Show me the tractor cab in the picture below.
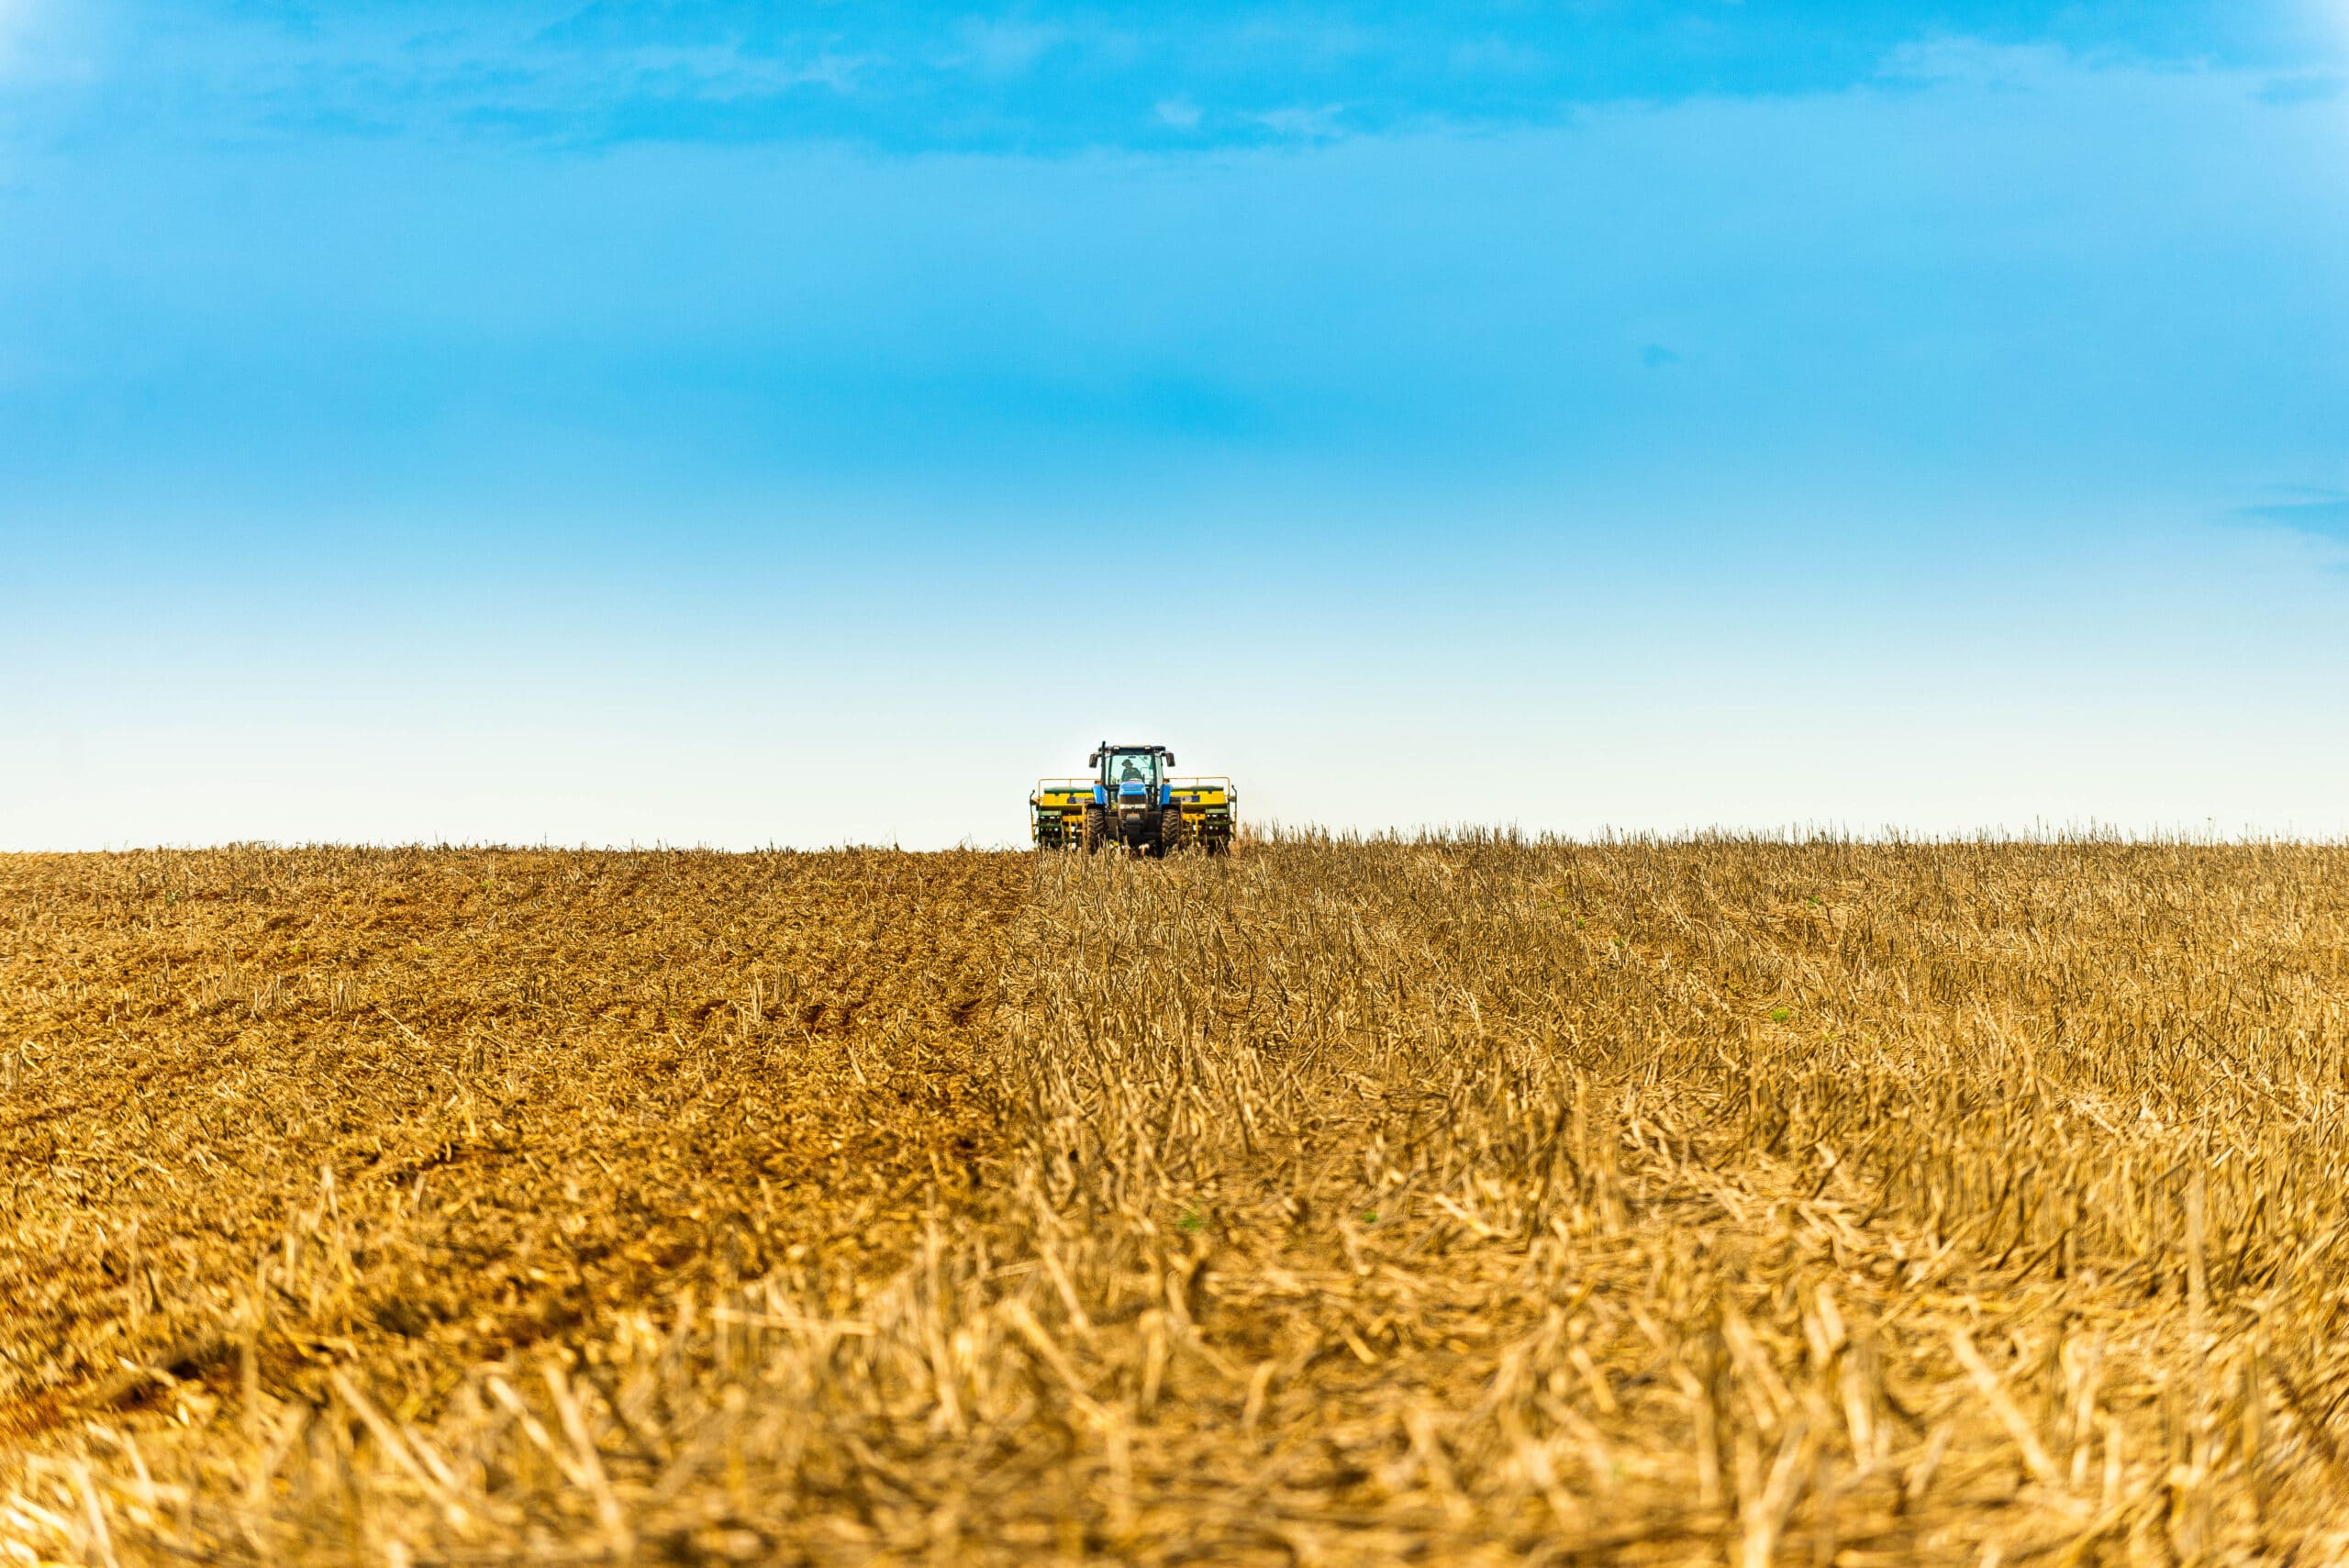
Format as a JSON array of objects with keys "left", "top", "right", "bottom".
[{"left": 1095, "top": 745, "right": 1171, "bottom": 807}]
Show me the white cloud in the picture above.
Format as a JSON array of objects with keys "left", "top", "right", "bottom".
[
  {"left": 1876, "top": 37, "right": 2073, "bottom": 91},
  {"left": 1246, "top": 102, "right": 1347, "bottom": 139},
  {"left": 952, "top": 18, "right": 1065, "bottom": 80},
  {"left": 614, "top": 43, "right": 864, "bottom": 102}
]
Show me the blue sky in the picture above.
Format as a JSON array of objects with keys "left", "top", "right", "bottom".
[{"left": 5, "top": 1, "right": 2348, "bottom": 847}]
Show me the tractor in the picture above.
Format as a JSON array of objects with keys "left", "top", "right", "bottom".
[{"left": 1030, "top": 742, "right": 1236, "bottom": 856}]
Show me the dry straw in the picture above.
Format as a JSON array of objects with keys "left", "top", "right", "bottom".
[{"left": 6, "top": 836, "right": 2349, "bottom": 1562}]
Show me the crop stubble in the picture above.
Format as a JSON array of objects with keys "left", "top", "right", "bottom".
[
  {"left": 8, "top": 838, "right": 2349, "bottom": 1563},
  {"left": 0, "top": 848, "right": 1020, "bottom": 1442}
]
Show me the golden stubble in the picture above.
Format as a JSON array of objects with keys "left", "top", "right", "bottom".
[{"left": 8, "top": 836, "right": 2349, "bottom": 1564}]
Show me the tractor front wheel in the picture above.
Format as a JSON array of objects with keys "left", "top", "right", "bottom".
[
  {"left": 1082, "top": 806, "right": 1111, "bottom": 853},
  {"left": 1158, "top": 804, "right": 1194, "bottom": 858}
]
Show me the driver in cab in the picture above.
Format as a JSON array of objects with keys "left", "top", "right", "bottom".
[{"left": 1117, "top": 756, "right": 1149, "bottom": 784}]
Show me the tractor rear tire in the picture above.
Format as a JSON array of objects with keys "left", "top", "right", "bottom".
[
  {"left": 1158, "top": 803, "right": 1194, "bottom": 858},
  {"left": 1082, "top": 806, "right": 1111, "bottom": 854}
]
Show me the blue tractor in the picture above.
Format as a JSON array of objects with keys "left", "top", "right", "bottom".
[
  {"left": 1030, "top": 744, "right": 1237, "bottom": 854},
  {"left": 1084, "top": 741, "right": 1194, "bottom": 856}
]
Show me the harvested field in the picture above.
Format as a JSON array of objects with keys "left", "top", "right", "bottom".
[
  {"left": 0, "top": 849, "right": 1019, "bottom": 1442},
  {"left": 8, "top": 838, "right": 2349, "bottom": 1563}
]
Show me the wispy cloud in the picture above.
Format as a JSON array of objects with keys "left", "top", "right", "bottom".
[
  {"left": 1245, "top": 102, "right": 1347, "bottom": 139},
  {"left": 2237, "top": 493, "right": 2349, "bottom": 541},
  {"left": 950, "top": 18, "right": 1070, "bottom": 80},
  {"left": 8, "top": 1, "right": 2326, "bottom": 155},
  {"left": 1876, "top": 38, "right": 2073, "bottom": 90}
]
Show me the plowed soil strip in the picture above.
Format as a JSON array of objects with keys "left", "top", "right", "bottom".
[{"left": 0, "top": 846, "right": 1027, "bottom": 1439}]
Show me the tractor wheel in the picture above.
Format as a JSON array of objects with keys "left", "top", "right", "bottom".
[
  {"left": 1082, "top": 806, "right": 1111, "bottom": 854},
  {"left": 1158, "top": 803, "right": 1194, "bottom": 858}
]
